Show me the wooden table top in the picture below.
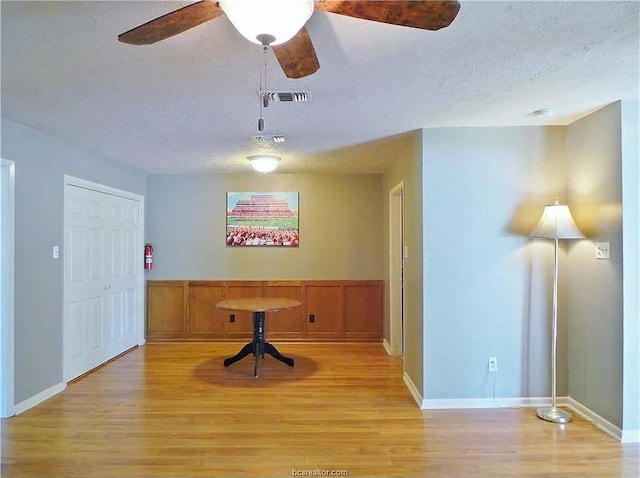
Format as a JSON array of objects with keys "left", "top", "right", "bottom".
[{"left": 215, "top": 297, "right": 302, "bottom": 312}]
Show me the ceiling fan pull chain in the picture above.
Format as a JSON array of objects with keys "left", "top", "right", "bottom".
[
  {"left": 258, "top": 45, "right": 269, "bottom": 132},
  {"left": 258, "top": 48, "right": 263, "bottom": 131},
  {"left": 263, "top": 46, "right": 269, "bottom": 109}
]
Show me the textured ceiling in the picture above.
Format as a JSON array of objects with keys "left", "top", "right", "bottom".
[{"left": 1, "top": 1, "right": 639, "bottom": 174}]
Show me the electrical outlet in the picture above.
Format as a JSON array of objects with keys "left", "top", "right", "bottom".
[
  {"left": 595, "top": 242, "right": 611, "bottom": 260},
  {"left": 488, "top": 357, "right": 498, "bottom": 372}
]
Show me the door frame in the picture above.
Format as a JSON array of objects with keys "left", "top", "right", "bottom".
[
  {"left": 389, "top": 181, "right": 405, "bottom": 356},
  {"left": 63, "top": 175, "right": 145, "bottom": 382},
  {"left": 1, "top": 159, "right": 16, "bottom": 418}
]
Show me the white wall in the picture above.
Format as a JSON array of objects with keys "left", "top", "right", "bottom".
[
  {"left": 421, "top": 126, "right": 567, "bottom": 400},
  {"left": 382, "top": 131, "right": 424, "bottom": 393},
  {"left": 0, "top": 118, "right": 146, "bottom": 404},
  {"left": 564, "top": 99, "right": 640, "bottom": 438},
  {"left": 417, "top": 105, "right": 638, "bottom": 437},
  {"left": 3, "top": 105, "right": 636, "bottom": 431},
  {"left": 0, "top": 159, "right": 15, "bottom": 416},
  {"left": 145, "top": 173, "right": 384, "bottom": 280},
  {"left": 565, "top": 103, "right": 624, "bottom": 428},
  {"left": 620, "top": 98, "right": 640, "bottom": 436}
]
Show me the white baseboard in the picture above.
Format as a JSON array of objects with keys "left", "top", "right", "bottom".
[
  {"left": 565, "top": 397, "right": 634, "bottom": 442},
  {"left": 402, "top": 371, "right": 423, "bottom": 407},
  {"left": 13, "top": 382, "right": 66, "bottom": 415},
  {"left": 382, "top": 339, "right": 392, "bottom": 355},
  {"left": 414, "top": 394, "right": 638, "bottom": 443},
  {"left": 621, "top": 429, "right": 640, "bottom": 443},
  {"left": 420, "top": 396, "right": 559, "bottom": 409}
]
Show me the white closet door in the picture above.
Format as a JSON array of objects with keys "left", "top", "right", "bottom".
[
  {"left": 104, "top": 194, "right": 140, "bottom": 360},
  {"left": 64, "top": 185, "right": 140, "bottom": 381}
]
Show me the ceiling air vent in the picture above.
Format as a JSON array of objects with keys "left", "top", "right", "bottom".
[
  {"left": 250, "top": 134, "right": 286, "bottom": 144},
  {"left": 260, "top": 91, "right": 310, "bottom": 103}
]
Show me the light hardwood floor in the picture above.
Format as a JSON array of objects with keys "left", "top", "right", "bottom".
[{"left": 2, "top": 342, "right": 638, "bottom": 477}]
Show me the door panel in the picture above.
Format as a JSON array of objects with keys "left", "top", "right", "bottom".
[
  {"left": 69, "top": 302, "right": 85, "bottom": 359},
  {"left": 110, "top": 290, "right": 123, "bottom": 340},
  {"left": 124, "top": 288, "right": 136, "bottom": 335},
  {"left": 68, "top": 228, "right": 86, "bottom": 283},
  {"left": 105, "top": 194, "right": 139, "bottom": 357},
  {"left": 88, "top": 228, "right": 103, "bottom": 280},
  {"left": 111, "top": 230, "right": 124, "bottom": 277},
  {"left": 89, "top": 296, "right": 103, "bottom": 351},
  {"left": 64, "top": 184, "right": 141, "bottom": 381}
]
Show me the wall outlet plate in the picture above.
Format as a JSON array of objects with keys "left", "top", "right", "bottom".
[
  {"left": 488, "top": 357, "right": 497, "bottom": 372},
  {"left": 595, "top": 242, "right": 611, "bottom": 260}
]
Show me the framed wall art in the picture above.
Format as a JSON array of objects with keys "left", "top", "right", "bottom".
[{"left": 226, "top": 192, "right": 299, "bottom": 247}]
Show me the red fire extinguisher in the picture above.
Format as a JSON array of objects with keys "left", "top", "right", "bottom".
[{"left": 144, "top": 244, "right": 154, "bottom": 271}]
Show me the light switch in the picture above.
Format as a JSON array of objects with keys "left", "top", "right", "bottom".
[
  {"left": 404, "top": 246, "right": 409, "bottom": 259},
  {"left": 595, "top": 242, "right": 610, "bottom": 260},
  {"left": 52, "top": 246, "right": 60, "bottom": 259}
]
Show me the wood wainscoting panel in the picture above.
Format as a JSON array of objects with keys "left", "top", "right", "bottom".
[
  {"left": 224, "top": 282, "right": 264, "bottom": 337},
  {"left": 265, "top": 281, "right": 304, "bottom": 337},
  {"left": 345, "top": 282, "right": 383, "bottom": 339},
  {"left": 187, "top": 281, "right": 225, "bottom": 336},
  {"left": 304, "top": 282, "right": 345, "bottom": 338},
  {"left": 146, "top": 279, "right": 383, "bottom": 342},
  {"left": 146, "top": 281, "right": 187, "bottom": 339}
]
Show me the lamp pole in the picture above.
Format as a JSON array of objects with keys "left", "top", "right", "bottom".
[
  {"left": 536, "top": 236, "right": 571, "bottom": 423},
  {"left": 530, "top": 199, "right": 583, "bottom": 424}
]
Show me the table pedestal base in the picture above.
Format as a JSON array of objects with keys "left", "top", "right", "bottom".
[{"left": 223, "top": 311, "right": 294, "bottom": 376}]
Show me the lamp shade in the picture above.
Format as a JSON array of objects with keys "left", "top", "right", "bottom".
[
  {"left": 530, "top": 200, "right": 584, "bottom": 239},
  {"left": 248, "top": 154, "right": 280, "bottom": 173},
  {"left": 219, "top": 0, "right": 314, "bottom": 46}
]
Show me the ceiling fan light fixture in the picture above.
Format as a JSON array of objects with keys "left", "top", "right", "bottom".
[
  {"left": 220, "top": 0, "right": 314, "bottom": 46},
  {"left": 248, "top": 154, "right": 281, "bottom": 173}
]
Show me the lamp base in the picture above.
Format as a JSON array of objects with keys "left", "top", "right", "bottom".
[{"left": 536, "top": 406, "right": 572, "bottom": 424}]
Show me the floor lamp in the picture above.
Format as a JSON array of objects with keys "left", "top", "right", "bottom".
[{"left": 530, "top": 199, "right": 584, "bottom": 424}]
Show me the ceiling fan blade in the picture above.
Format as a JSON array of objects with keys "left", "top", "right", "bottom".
[
  {"left": 118, "top": 1, "right": 225, "bottom": 45},
  {"left": 315, "top": 0, "right": 460, "bottom": 31},
  {"left": 272, "top": 27, "right": 320, "bottom": 79}
]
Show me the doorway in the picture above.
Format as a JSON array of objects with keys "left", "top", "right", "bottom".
[
  {"left": 0, "top": 159, "right": 15, "bottom": 418},
  {"left": 63, "top": 176, "right": 145, "bottom": 381},
  {"left": 389, "top": 181, "right": 405, "bottom": 357}
]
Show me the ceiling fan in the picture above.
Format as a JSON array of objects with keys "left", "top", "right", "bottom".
[{"left": 118, "top": 0, "right": 461, "bottom": 79}]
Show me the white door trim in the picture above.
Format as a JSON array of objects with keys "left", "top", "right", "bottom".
[
  {"left": 389, "top": 181, "right": 405, "bottom": 357},
  {"left": 1, "top": 159, "right": 16, "bottom": 418},
  {"left": 63, "top": 175, "right": 145, "bottom": 382}
]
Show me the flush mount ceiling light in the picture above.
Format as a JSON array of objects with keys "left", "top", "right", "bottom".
[
  {"left": 533, "top": 108, "right": 556, "bottom": 117},
  {"left": 248, "top": 154, "right": 280, "bottom": 173},
  {"left": 219, "top": 0, "right": 314, "bottom": 46}
]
